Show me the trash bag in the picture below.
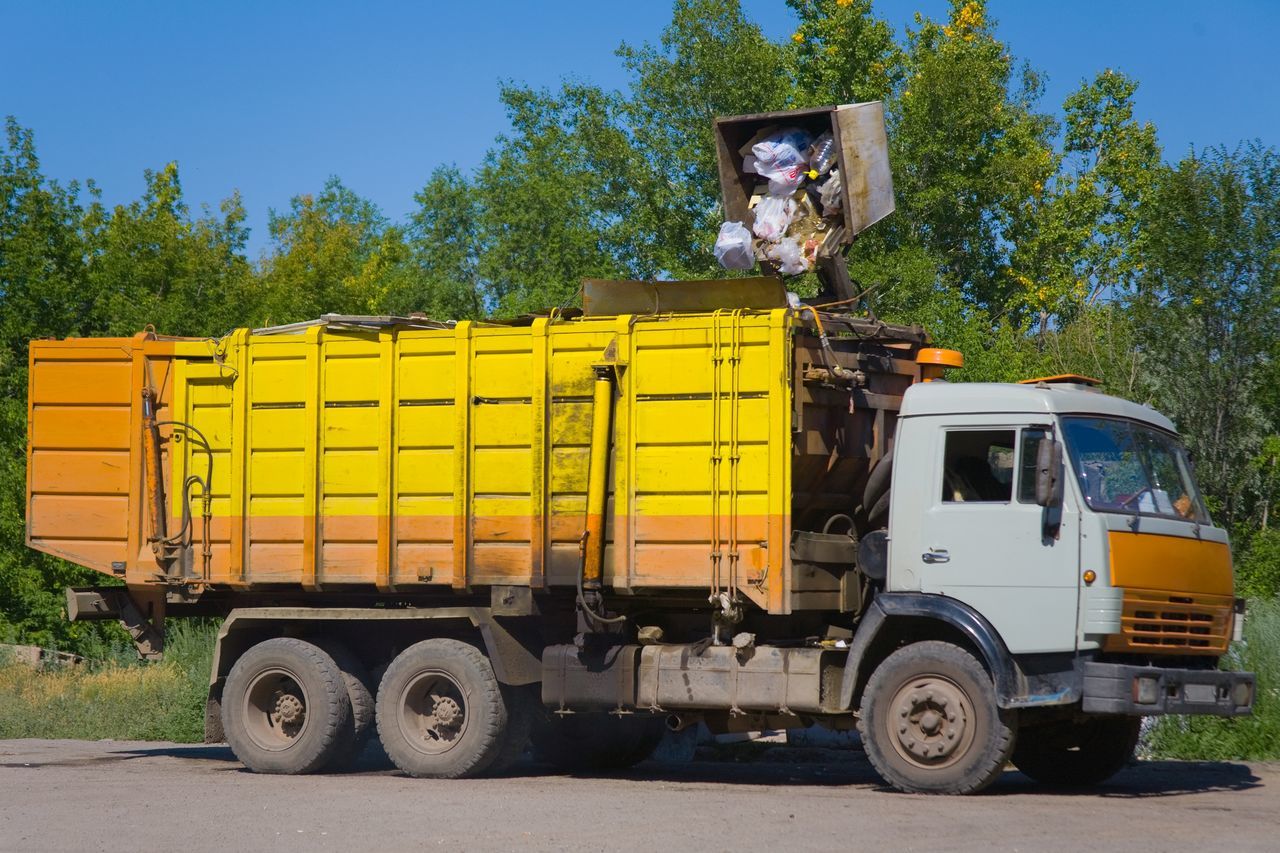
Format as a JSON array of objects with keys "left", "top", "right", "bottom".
[
  {"left": 819, "top": 168, "right": 844, "bottom": 217},
  {"left": 765, "top": 236, "right": 811, "bottom": 275},
  {"left": 751, "top": 127, "right": 812, "bottom": 196},
  {"left": 714, "top": 221, "right": 755, "bottom": 270},
  {"left": 751, "top": 195, "right": 797, "bottom": 242}
]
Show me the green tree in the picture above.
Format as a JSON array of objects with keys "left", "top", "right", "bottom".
[
  {"left": 615, "top": 0, "right": 792, "bottom": 278},
  {"left": 392, "top": 166, "right": 485, "bottom": 320},
  {"left": 86, "top": 162, "right": 253, "bottom": 338},
  {"left": 0, "top": 120, "right": 109, "bottom": 650},
  {"left": 256, "top": 177, "right": 406, "bottom": 325},
  {"left": 787, "top": 0, "right": 902, "bottom": 107},
  {"left": 1009, "top": 71, "right": 1160, "bottom": 339},
  {"left": 473, "top": 84, "right": 634, "bottom": 315},
  {"left": 1133, "top": 144, "right": 1280, "bottom": 527},
  {"left": 0, "top": 120, "right": 259, "bottom": 651},
  {"left": 886, "top": 0, "right": 1055, "bottom": 310}
]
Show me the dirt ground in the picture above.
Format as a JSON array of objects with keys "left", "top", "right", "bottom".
[{"left": 1, "top": 738, "right": 1277, "bottom": 852}]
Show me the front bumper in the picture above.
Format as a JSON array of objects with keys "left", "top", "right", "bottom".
[{"left": 1082, "top": 662, "right": 1254, "bottom": 717}]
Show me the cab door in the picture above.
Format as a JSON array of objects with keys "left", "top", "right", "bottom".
[{"left": 888, "top": 418, "right": 1080, "bottom": 654}]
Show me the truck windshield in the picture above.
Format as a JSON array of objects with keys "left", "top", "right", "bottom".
[{"left": 1061, "top": 417, "right": 1209, "bottom": 523}]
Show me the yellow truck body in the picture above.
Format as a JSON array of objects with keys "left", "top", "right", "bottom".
[{"left": 27, "top": 309, "right": 918, "bottom": 615}]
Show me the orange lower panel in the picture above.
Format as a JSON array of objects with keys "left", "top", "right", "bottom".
[{"left": 66, "top": 513, "right": 788, "bottom": 593}]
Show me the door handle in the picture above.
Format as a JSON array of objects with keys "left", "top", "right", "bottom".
[{"left": 922, "top": 549, "right": 950, "bottom": 564}]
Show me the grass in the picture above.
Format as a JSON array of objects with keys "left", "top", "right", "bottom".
[
  {"left": 1145, "top": 597, "right": 1280, "bottom": 761},
  {"left": 0, "top": 619, "right": 215, "bottom": 743}
]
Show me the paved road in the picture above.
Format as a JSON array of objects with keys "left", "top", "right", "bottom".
[{"left": 1, "top": 738, "right": 1276, "bottom": 852}]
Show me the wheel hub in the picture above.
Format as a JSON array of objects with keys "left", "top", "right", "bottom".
[
  {"left": 400, "top": 671, "right": 471, "bottom": 756},
  {"left": 273, "top": 690, "right": 305, "bottom": 726},
  {"left": 891, "top": 680, "right": 970, "bottom": 765},
  {"left": 242, "top": 667, "right": 310, "bottom": 753},
  {"left": 432, "top": 696, "right": 463, "bottom": 730}
]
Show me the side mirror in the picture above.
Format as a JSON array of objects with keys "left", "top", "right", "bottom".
[{"left": 1035, "top": 437, "right": 1063, "bottom": 508}]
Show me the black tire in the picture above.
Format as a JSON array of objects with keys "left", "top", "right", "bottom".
[
  {"left": 858, "top": 641, "right": 1015, "bottom": 794},
  {"left": 221, "top": 637, "right": 353, "bottom": 775},
  {"left": 1013, "top": 716, "right": 1141, "bottom": 787},
  {"left": 863, "top": 447, "right": 894, "bottom": 510},
  {"left": 865, "top": 488, "right": 891, "bottom": 529},
  {"left": 312, "top": 639, "right": 376, "bottom": 772},
  {"left": 375, "top": 638, "right": 510, "bottom": 779},
  {"left": 531, "top": 713, "right": 666, "bottom": 773}
]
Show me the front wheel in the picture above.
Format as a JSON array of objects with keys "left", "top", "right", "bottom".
[
  {"left": 858, "top": 641, "right": 1015, "bottom": 794},
  {"left": 1013, "top": 716, "right": 1141, "bottom": 787}
]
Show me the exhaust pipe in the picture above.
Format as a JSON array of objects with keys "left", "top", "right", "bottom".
[{"left": 667, "top": 713, "right": 701, "bottom": 732}]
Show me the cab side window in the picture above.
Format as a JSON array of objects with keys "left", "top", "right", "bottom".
[
  {"left": 1017, "top": 428, "right": 1049, "bottom": 503},
  {"left": 941, "top": 430, "right": 1015, "bottom": 502}
]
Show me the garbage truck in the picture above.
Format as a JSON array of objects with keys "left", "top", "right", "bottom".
[{"left": 24, "top": 104, "right": 1254, "bottom": 794}]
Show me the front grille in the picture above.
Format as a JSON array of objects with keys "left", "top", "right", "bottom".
[{"left": 1104, "top": 589, "right": 1233, "bottom": 655}]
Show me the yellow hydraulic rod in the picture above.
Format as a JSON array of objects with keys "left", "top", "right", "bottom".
[
  {"left": 141, "top": 385, "right": 167, "bottom": 557},
  {"left": 581, "top": 364, "right": 615, "bottom": 592}
]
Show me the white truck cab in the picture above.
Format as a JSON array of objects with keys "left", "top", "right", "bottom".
[{"left": 886, "top": 378, "right": 1249, "bottom": 715}]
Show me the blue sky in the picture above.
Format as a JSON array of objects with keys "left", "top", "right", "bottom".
[{"left": 4, "top": 1, "right": 1277, "bottom": 256}]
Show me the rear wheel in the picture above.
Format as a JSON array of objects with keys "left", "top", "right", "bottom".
[
  {"left": 375, "top": 639, "right": 510, "bottom": 778},
  {"left": 312, "top": 639, "right": 376, "bottom": 771},
  {"left": 1013, "top": 716, "right": 1141, "bottom": 787},
  {"left": 531, "top": 713, "right": 666, "bottom": 773},
  {"left": 858, "top": 641, "right": 1015, "bottom": 794},
  {"left": 222, "top": 638, "right": 352, "bottom": 775}
]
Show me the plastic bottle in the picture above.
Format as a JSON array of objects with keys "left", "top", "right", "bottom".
[{"left": 806, "top": 132, "right": 836, "bottom": 179}]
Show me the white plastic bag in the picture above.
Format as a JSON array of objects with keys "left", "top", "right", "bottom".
[
  {"left": 765, "top": 236, "right": 811, "bottom": 275},
  {"left": 751, "top": 127, "right": 812, "bottom": 196},
  {"left": 751, "top": 195, "right": 797, "bottom": 242},
  {"left": 714, "top": 221, "right": 755, "bottom": 270},
  {"left": 818, "top": 168, "right": 844, "bottom": 217}
]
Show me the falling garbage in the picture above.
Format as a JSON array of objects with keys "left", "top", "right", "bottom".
[
  {"left": 750, "top": 195, "right": 798, "bottom": 243},
  {"left": 713, "top": 221, "right": 755, "bottom": 270},
  {"left": 712, "top": 103, "right": 896, "bottom": 298},
  {"left": 713, "top": 123, "right": 845, "bottom": 277}
]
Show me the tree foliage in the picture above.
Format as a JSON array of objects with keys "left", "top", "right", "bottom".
[
  {"left": 1132, "top": 145, "right": 1280, "bottom": 527},
  {"left": 3, "top": 0, "right": 1280, "bottom": 650}
]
